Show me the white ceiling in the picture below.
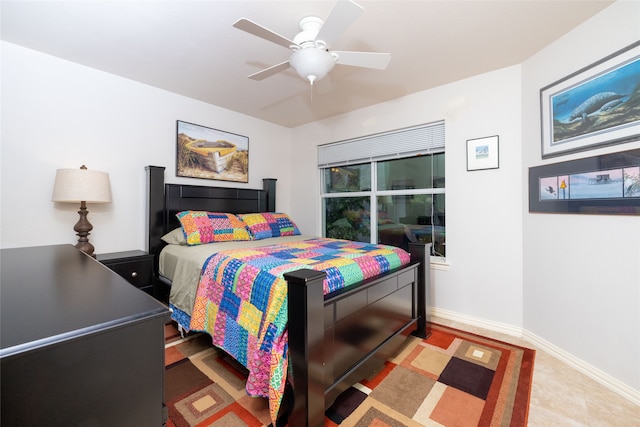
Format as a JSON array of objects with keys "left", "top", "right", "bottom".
[{"left": 1, "top": 0, "right": 613, "bottom": 128}]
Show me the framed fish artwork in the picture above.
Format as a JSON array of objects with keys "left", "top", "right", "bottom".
[{"left": 540, "top": 41, "right": 640, "bottom": 158}]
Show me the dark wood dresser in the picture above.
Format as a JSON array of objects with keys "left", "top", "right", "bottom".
[{"left": 0, "top": 244, "right": 171, "bottom": 427}]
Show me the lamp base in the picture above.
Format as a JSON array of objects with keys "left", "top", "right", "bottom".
[{"left": 74, "top": 202, "right": 96, "bottom": 257}]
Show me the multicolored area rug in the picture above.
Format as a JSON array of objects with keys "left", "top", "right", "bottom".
[{"left": 164, "top": 322, "right": 535, "bottom": 427}]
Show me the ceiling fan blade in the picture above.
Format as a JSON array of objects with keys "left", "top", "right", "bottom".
[
  {"left": 332, "top": 51, "right": 391, "bottom": 70},
  {"left": 233, "top": 18, "right": 298, "bottom": 49},
  {"left": 315, "top": 0, "right": 364, "bottom": 46},
  {"left": 248, "top": 60, "right": 291, "bottom": 81}
]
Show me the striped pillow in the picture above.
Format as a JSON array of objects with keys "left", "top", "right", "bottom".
[
  {"left": 238, "top": 212, "right": 301, "bottom": 240},
  {"left": 176, "top": 211, "right": 251, "bottom": 245}
]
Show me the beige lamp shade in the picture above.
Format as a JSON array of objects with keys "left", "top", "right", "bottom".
[{"left": 52, "top": 167, "right": 112, "bottom": 203}]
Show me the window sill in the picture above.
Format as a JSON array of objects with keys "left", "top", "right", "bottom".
[{"left": 430, "top": 257, "right": 450, "bottom": 271}]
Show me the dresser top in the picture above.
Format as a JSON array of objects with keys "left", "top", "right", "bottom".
[{"left": 0, "top": 245, "right": 169, "bottom": 358}]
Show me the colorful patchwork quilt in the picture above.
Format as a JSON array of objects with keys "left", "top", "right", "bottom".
[{"left": 186, "top": 238, "right": 411, "bottom": 422}]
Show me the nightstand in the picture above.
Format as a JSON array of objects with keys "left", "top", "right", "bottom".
[{"left": 97, "top": 250, "right": 154, "bottom": 295}]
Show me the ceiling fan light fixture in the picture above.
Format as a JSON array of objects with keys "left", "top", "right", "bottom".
[
  {"left": 290, "top": 47, "right": 336, "bottom": 85},
  {"left": 234, "top": 1, "right": 388, "bottom": 84}
]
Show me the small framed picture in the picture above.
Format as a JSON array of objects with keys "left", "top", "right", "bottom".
[{"left": 467, "top": 135, "right": 499, "bottom": 171}]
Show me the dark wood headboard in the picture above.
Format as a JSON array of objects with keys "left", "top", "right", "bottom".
[{"left": 145, "top": 166, "right": 276, "bottom": 267}]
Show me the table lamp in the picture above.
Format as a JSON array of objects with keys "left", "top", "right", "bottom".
[{"left": 52, "top": 165, "right": 112, "bottom": 257}]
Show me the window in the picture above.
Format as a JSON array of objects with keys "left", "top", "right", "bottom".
[{"left": 319, "top": 122, "right": 445, "bottom": 258}]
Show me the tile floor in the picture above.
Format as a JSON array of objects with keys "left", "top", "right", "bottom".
[{"left": 431, "top": 316, "right": 640, "bottom": 427}]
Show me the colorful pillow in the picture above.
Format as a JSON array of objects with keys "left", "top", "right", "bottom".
[
  {"left": 176, "top": 211, "right": 251, "bottom": 245},
  {"left": 161, "top": 227, "right": 187, "bottom": 245},
  {"left": 238, "top": 212, "right": 301, "bottom": 240}
]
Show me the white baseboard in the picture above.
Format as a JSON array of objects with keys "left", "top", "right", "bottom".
[
  {"left": 430, "top": 307, "right": 524, "bottom": 337},
  {"left": 522, "top": 329, "right": 640, "bottom": 406},
  {"left": 429, "top": 307, "right": 640, "bottom": 406}
]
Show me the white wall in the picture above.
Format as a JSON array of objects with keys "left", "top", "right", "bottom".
[
  {"left": 291, "top": 65, "right": 525, "bottom": 328},
  {"left": 291, "top": 0, "right": 640, "bottom": 397},
  {"left": 1, "top": 42, "right": 292, "bottom": 253},
  {"left": 521, "top": 0, "right": 640, "bottom": 393}
]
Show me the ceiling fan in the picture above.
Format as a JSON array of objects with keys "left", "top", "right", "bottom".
[{"left": 233, "top": 0, "right": 391, "bottom": 86}]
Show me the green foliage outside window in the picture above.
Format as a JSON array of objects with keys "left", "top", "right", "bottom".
[{"left": 325, "top": 197, "right": 370, "bottom": 242}]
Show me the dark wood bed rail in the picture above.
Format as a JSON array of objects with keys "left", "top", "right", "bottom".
[{"left": 145, "top": 165, "right": 430, "bottom": 427}]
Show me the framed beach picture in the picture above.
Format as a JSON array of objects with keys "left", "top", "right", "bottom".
[
  {"left": 466, "top": 135, "right": 499, "bottom": 171},
  {"left": 529, "top": 148, "right": 640, "bottom": 215},
  {"left": 176, "top": 120, "right": 249, "bottom": 183},
  {"left": 540, "top": 41, "right": 640, "bottom": 158}
]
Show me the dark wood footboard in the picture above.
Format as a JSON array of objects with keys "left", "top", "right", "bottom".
[{"left": 285, "top": 243, "right": 430, "bottom": 426}]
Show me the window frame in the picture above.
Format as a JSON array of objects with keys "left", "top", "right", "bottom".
[{"left": 320, "top": 153, "right": 445, "bottom": 260}]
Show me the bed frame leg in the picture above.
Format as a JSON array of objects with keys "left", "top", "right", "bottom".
[
  {"left": 284, "top": 269, "right": 327, "bottom": 427},
  {"left": 409, "top": 242, "right": 431, "bottom": 339}
]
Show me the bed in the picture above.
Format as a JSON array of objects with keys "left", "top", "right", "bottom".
[{"left": 145, "top": 166, "right": 431, "bottom": 426}]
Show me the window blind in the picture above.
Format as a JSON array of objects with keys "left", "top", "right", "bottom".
[{"left": 317, "top": 121, "right": 445, "bottom": 167}]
